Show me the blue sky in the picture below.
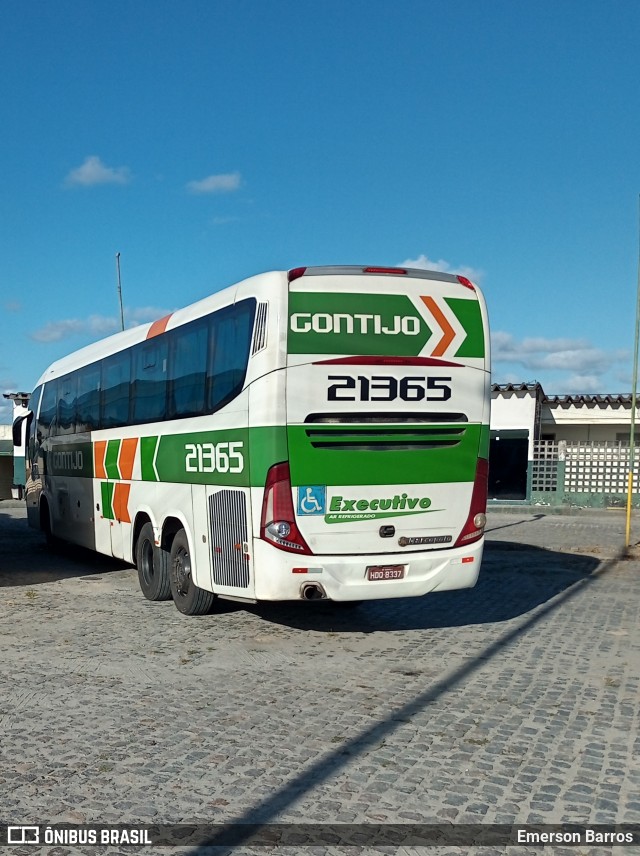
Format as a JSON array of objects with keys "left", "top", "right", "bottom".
[{"left": 2, "top": 0, "right": 640, "bottom": 422}]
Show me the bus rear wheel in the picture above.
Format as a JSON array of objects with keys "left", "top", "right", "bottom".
[
  {"left": 135, "top": 522, "right": 171, "bottom": 601},
  {"left": 169, "top": 528, "right": 215, "bottom": 616}
]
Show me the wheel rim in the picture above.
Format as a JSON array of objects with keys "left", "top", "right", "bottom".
[{"left": 173, "top": 546, "right": 191, "bottom": 598}]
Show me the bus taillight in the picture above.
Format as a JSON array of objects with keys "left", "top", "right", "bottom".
[
  {"left": 363, "top": 267, "right": 407, "bottom": 275},
  {"left": 287, "top": 267, "right": 307, "bottom": 282},
  {"left": 454, "top": 458, "right": 488, "bottom": 547},
  {"left": 261, "top": 462, "right": 312, "bottom": 554}
]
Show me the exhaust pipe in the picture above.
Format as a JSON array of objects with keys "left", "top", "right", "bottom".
[{"left": 300, "top": 582, "right": 326, "bottom": 601}]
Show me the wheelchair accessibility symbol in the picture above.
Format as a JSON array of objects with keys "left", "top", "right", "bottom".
[{"left": 297, "top": 485, "right": 326, "bottom": 516}]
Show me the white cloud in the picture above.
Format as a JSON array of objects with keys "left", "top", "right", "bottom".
[
  {"left": 4, "top": 300, "right": 22, "bottom": 312},
  {"left": 534, "top": 350, "right": 608, "bottom": 372},
  {"left": 491, "top": 331, "right": 632, "bottom": 393},
  {"left": 492, "top": 331, "right": 628, "bottom": 374},
  {"left": 1, "top": 376, "right": 23, "bottom": 422},
  {"left": 399, "top": 253, "right": 483, "bottom": 283},
  {"left": 560, "top": 375, "right": 602, "bottom": 394},
  {"left": 30, "top": 306, "right": 171, "bottom": 343},
  {"left": 65, "top": 156, "right": 131, "bottom": 187},
  {"left": 491, "top": 332, "right": 591, "bottom": 356},
  {"left": 186, "top": 172, "right": 242, "bottom": 194}
]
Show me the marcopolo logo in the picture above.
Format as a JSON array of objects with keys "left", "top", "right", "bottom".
[{"left": 325, "top": 492, "right": 434, "bottom": 524}]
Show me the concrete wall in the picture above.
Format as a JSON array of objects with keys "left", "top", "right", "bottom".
[
  {"left": 541, "top": 400, "right": 632, "bottom": 442},
  {"left": 490, "top": 389, "right": 538, "bottom": 458},
  {"left": 541, "top": 423, "right": 631, "bottom": 443}
]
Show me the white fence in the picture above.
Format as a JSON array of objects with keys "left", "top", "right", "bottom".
[{"left": 531, "top": 440, "right": 640, "bottom": 497}]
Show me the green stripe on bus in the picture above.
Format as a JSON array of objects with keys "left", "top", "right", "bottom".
[
  {"left": 101, "top": 482, "right": 115, "bottom": 520},
  {"left": 288, "top": 292, "right": 432, "bottom": 356},
  {"left": 140, "top": 436, "right": 159, "bottom": 481},
  {"left": 105, "top": 440, "right": 121, "bottom": 480},
  {"left": 250, "top": 426, "right": 288, "bottom": 486},
  {"left": 46, "top": 441, "right": 93, "bottom": 477},
  {"left": 153, "top": 429, "right": 250, "bottom": 486},
  {"left": 138, "top": 426, "right": 288, "bottom": 487},
  {"left": 479, "top": 424, "right": 490, "bottom": 459},
  {"left": 287, "top": 423, "right": 486, "bottom": 487},
  {"left": 446, "top": 298, "right": 485, "bottom": 358},
  {"left": 110, "top": 424, "right": 490, "bottom": 488}
]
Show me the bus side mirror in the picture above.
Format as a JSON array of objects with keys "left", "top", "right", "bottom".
[
  {"left": 12, "top": 415, "right": 26, "bottom": 446},
  {"left": 12, "top": 412, "right": 33, "bottom": 447}
]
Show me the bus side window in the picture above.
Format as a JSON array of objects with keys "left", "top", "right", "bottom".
[
  {"left": 101, "top": 351, "right": 131, "bottom": 429},
  {"left": 208, "top": 299, "right": 255, "bottom": 412},
  {"left": 132, "top": 339, "right": 168, "bottom": 423},
  {"left": 76, "top": 364, "right": 101, "bottom": 432},
  {"left": 169, "top": 320, "right": 207, "bottom": 418},
  {"left": 38, "top": 381, "right": 58, "bottom": 440},
  {"left": 57, "top": 373, "right": 78, "bottom": 435}
]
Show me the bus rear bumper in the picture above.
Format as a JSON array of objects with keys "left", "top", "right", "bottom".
[{"left": 252, "top": 539, "right": 484, "bottom": 601}]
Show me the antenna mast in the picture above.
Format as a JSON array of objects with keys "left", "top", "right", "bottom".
[{"left": 115, "top": 252, "right": 125, "bottom": 332}]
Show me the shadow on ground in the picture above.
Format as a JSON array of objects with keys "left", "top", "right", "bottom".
[
  {"left": 0, "top": 510, "right": 601, "bottom": 632},
  {"left": 0, "top": 509, "right": 130, "bottom": 587},
  {"left": 184, "top": 549, "right": 623, "bottom": 855},
  {"left": 233, "top": 540, "right": 601, "bottom": 632}
]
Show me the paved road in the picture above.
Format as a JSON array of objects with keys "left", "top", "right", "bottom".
[{"left": 0, "top": 504, "right": 638, "bottom": 854}]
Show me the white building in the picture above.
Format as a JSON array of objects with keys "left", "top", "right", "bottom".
[
  {"left": 2, "top": 392, "right": 30, "bottom": 499},
  {"left": 490, "top": 384, "right": 636, "bottom": 505}
]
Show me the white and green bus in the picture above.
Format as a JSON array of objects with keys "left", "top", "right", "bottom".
[{"left": 19, "top": 265, "right": 490, "bottom": 614}]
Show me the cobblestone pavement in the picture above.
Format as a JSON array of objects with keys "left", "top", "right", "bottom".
[{"left": 0, "top": 504, "right": 639, "bottom": 855}]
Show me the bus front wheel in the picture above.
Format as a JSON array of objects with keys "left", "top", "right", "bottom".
[
  {"left": 135, "top": 522, "right": 171, "bottom": 601},
  {"left": 169, "top": 528, "right": 215, "bottom": 616},
  {"left": 40, "top": 499, "right": 60, "bottom": 549}
]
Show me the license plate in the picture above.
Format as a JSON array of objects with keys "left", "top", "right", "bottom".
[{"left": 366, "top": 565, "right": 405, "bottom": 581}]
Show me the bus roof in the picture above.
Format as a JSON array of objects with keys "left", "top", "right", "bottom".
[
  {"left": 287, "top": 265, "right": 471, "bottom": 287},
  {"left": 33, "top": 266, "right": 482, "bottom": 387}
]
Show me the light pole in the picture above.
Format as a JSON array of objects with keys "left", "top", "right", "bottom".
[{"left": 625, "top": 196, "right": 640, "bottom": 548}]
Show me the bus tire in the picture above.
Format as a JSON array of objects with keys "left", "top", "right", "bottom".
[
  {"left": 40, "top": 499, "right": 60, "bottom": 549},
  {"left": 169, "top": 528, "right": 215, "bottom": 616},
  {"left": 135, "top": 522, "right": 171, "bottom": 601}
]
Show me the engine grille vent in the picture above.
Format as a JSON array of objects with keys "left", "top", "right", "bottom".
[
  {"left": 251, "top": 302, "right": 268, "bottom": 354},
  {"left": 209, "top": 490, "right": 250, "bottom": 588},
  {"left": 303, "top": 413, "right": 468, "bottom": 451}
]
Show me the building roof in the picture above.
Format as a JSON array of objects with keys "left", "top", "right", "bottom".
[
  {"left": 545, "top": 394, "right": 632, "bottom": 406},
  {"left": 491, "top": 383, "right": 544, "bottom": 394},
  {"left": 492, "top": 384, "right": 632, "bottom": 407}
]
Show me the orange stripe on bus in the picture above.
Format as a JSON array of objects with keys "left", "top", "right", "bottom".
[
  {"left": 113, "top": 483, "right": 131, "bottom": 524},
  {"left": 94, "top": 440, "right": 107, "bottom": 480},
  {"left": 146, "top": 313, "right": 173, "bottom": 339},
  {"left": 421, "top": 296, "right": 455, "bottom": 357},
  {"left": 118, "top": 437, "right": 138, "bottom": 480}
]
